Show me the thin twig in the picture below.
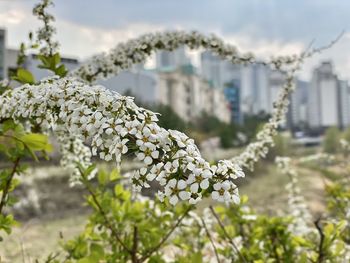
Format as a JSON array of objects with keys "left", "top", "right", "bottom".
[
  {"left": 314, "top": 217, "right": 325, "bottom": 263},
  {"left": 140, "top": 205, "right": 192, "bottom": 262},
  {"left": 209, "top": 206, "right": 247, "bottom": 263},
  {"left": 0, "top": 157, "right": 20, "bottom": 214},
  {"left": 201, "top": 218, "right": 221, "bottom": 263},
  {"left": 131, "top": 226, "right": 139, "bottom": 263}
]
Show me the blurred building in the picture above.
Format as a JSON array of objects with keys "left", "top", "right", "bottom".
[
  {"left": 156, "top": 46, "right": 190, "bottom": 69},
  {"left": 289, "top": 80, "right": 309, "bottom": 131},
  {"left": 307, "top": 61, "right": 350, "bottom": 131},
  {"left": 98, "top": 68, "right": 159, "bottom": 105},
  {"left": 200, "top": 50, "right": 241, "bottom": 90},
  {"left": 241, "top": 64, "right": 270, "bottom": 115},
  {"left": 339, "top": 80, "right": 350, "bottom": 129},
  {"left": 158, "top": 65, "right": 230, "bottom": 123},
  {"left": 0, "top": 29, "right": 6, "bottom": 79},
  {"left": 224, "top": 79, "right": 242, "bottom": 124}
]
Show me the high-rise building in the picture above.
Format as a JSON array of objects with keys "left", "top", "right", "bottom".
[
  {"left": 289, "top": 80, "right": 309, "bottom": 130},
  {"left": 158, "top": 65, "right": 230, "bottom": 123},
  {"left": 200, "top": 50, "right": 240, "bottom": 90},
  {"left": 241, "top": 64, "right": 270, "bottom": 115},
  {"left": 224, "top": 79, "right": 242, "bottom": 124},
  {"left": 339, "top": 80, "right": 350, "bottom": 129},
  {"left": 156, "top": 46, "right": 190, "bottom": 69},
  {"left": 98, "top": 69, "right": 159, "bottom": 105},
  {"left": 307, "top": 61, "right": 343, "bottom": 130},
  {"left": 0, "top": 29, "right": 6, "bottom": 79}
]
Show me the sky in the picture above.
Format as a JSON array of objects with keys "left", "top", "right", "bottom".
[{"left": 1, "top": 0, "right": 350, "bottom": 80}]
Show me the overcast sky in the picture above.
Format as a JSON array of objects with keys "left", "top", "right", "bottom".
[{"left": 1, "top": 0, "right": 350, "bottom": 80}]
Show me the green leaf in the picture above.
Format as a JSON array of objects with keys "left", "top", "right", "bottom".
[
  {"left": 15, "top": 68, "right": 35, "bottom": 84},
  {"left": 19, "top": 133, "right": 52, "bottom": 152},
  {"left": 55, "top": 64, "right": 68, "bottom": 77},
  {"left": 97, "top": 170, "right": 108, "bottom": 186},
  {"left": 0, "top": 214, "right": 16, "bottom": 235},
  {"left": 191, "top": 252, "right": 203, "bottom": 263},
  {"left": 53, "top": 53, "right": 61, "bottom": 66},
  {"left": 109, "top": 169, "right": 120, "bottom": 181}
]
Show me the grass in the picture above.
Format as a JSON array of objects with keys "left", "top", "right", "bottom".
[{"left": 240, "top": 162, "right": 329, "bottom": 215}]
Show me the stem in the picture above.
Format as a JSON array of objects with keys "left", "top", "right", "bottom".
[
  {"left": 80, "top": 175, "right": 132, "bottom": 254},
  {"left": 140, "top": 205, "right": 192, "bottom": 262},
  {"left": 271, "top": 234, "right": 281, "bottom": 263},
  {"left": 201, "top": 218, "right": 221, "bottom": 263},
  {"left": 209, "top": 206, "right": 247, "bottom": 263},
  {"left": 131, "top": 226, "right": 139, "bottom": 263},
  {"left": 0, "top": 157, "right": 20, "bottom": 214},
  {"left": 314, "top": 218, "right": 325, "bottom": 263}
]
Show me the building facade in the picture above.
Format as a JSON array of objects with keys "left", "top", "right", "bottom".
[
  {"left": 224, "top": 79, "right": 242, "bottom": 124},
  {"left": 156, "top": 46, "right": 190, "bottom": 69},
  {"left": 158, "top": 66, "right": 230, "bottom": 123},
  {"left": 0, "top": 29, "right": 6, "bottom": 80},
  {"left": 308, "top": 62, "right": 340, "bottom": 130}
]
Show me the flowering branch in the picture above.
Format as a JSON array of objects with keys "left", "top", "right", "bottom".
[
  {"left": 71, "top": 31, "right": 299, "bottom": 83},
  {"left": 32, "top": 0, "right": 58, "bottom": 56},
  {"left": 275, "top": 156, "right": 313, "bottom": 235},
  {"left": 0, "top": 77, "right": 244, "bottom": 206}
]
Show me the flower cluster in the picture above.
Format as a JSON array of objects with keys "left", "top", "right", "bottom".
[
  {"left": 0, "top": 77, "right": 243, "bottom": 205},
  {"left": 298, "top": 152, "right": 335, "bottom": 164},
  {"left": 32, "top": 0, "right": 59, "bottom": 56},
  {"left": 59, "top": 135, "right": 97, "bottom": 186},
  {"left": 275, "top": 156, "right": 313, "bottom": 235},
  {"left": 71, "top": 31, "right": 298, "bottom": 83}
]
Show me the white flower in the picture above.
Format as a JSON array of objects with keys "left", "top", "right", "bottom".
[
  {"left": 211, "top": 181, "right": 231, "bottom": 203},
  {"left": 165, "top": 179, "right": 190, "bottom": 205}
]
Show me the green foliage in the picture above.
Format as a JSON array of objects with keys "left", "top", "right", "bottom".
[
  {"left": 242, "top": 112, "right": 270, "bottom": 140},
  {"left": 323, "top": 126, "right": 341, "bottom": 153},
  {"left": 37, "top": 53, "right": 68, "bottom": 77},
  {"left": 12, "top": 68, "right": 36, "bottom": 84},
  {"left": 61, "top": 167, "right": 194, "bottom": 262},
  {"left": 153, "top": 104, "right": 187, "bottom": 131},
  {"left": 0, "top": 119, "right": 52, "bottom": 237}
]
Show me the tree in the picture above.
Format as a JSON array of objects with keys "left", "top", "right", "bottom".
[{"left": 323, "top": 127, "right": 341, "bottom": 154}]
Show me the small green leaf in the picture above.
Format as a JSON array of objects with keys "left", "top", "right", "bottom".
[
  {"left": 14, "top": 68, "right": 35, "bottom": 84},
  {"left": 20, "top": 133, "right": 50, "bottom": 151}
]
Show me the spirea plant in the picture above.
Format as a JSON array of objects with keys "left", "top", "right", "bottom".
[{"left": 0, "top": 0, "right": 349, "bottom": 262}]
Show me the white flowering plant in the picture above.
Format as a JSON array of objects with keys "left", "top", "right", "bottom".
[{"left": 0, "top": 0, "right": 349, "bottom": 262}]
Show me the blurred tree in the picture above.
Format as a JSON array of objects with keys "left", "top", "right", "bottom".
[{"left": 323, "top": 126, "right": 341, "bottom": 154}]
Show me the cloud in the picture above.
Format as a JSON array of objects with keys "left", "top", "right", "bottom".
[{"left": 0, "top": 0, "right": 349, "bottom": 81}]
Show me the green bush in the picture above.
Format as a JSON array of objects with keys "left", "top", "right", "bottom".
[{"left": 323, "top": 127, "right": 341, "bottom": 154}]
